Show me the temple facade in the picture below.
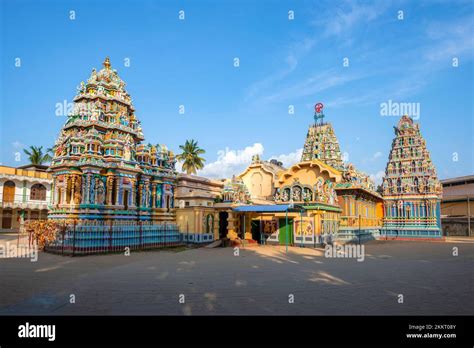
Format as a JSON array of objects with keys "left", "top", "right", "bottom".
[
  {"left": 222, "top": 104, "right": 384, "bottom": 246},
  {"left": 49, "top": 58, "right": 177, "bottom": 223},
  {"left": 175, "top": 173, "right": 223, "bottom": 243},
  {"left": 381, "top": 115, "right": 443, "bottom": 238}
]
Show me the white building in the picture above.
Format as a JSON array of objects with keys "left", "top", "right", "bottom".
[{"left": 0, "top": 165, "right": 53, "bottom": 232}]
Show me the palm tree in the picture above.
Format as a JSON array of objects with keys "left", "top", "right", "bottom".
[
  {"left": 23, "top": 146, "right": 52, "bottom": 165},
  {"left": 176, "top": 139, "right": 206, "bottom": 175}
]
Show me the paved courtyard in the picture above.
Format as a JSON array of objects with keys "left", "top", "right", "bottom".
[{"left": 0, "top": 234, "right": 473, "bottom": 315}]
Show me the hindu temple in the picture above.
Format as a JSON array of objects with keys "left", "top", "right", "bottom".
[
  {"left": 32, "top": 57, "right": 444, "bottom": 254},
  {"left": 381, "top": 115, "right": 443, "bottom": 238},
  {"left": 49, "top": 57, "right": 177, "bottom": 223},
  {"left": 219, "top": 104, "right": 384, "bottom": 246}
]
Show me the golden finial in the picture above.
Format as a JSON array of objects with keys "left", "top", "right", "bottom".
[{"left": 103, "top": 57, "right": 111, "bottom": 69}]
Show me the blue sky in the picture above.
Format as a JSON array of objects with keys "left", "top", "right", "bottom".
[{"left": 1, "top": 0, "right": 473, "bottom": 183}]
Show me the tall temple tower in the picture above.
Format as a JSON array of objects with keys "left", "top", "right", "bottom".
[
  {"left": 381, "top": 115, "right": 443, "bottom": 238},
  {"left": 49, "top": 57, "right": 177, "bottom": 222},
  {"left": 301, "top": 103, "right": 345, "bottom": 170}
]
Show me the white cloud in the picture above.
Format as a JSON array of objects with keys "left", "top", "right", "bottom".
[
  {"left": 369, "top": 170, "right": 385, "bottom": 186},
  {"left": 197, "top": 144, "right": 304, "bottom": 179},
  {"left": 424, "top": 14, "right": 474, "bottom": 63},
  {"left": 12, "top": 141, "right": 25, "bottom": 149},
  {"left": 198, "top": 143, "right": 264, "bottom": 179},
  {"left": 260, "top": 69, "right": 366, "bottom": 104},
  {"left": 312, "top": 2, "right": 381, "bottom": 38},
  {"left": 372, "top": 151, "right": 382, "bottom": 160},
  {"left": 270, "top": 148, "right": 303, "bottom": 168}
]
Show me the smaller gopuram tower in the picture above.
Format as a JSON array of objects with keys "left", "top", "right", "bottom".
[
  {"left": 301, "top": 103, "right": 344, "bottom": 170},
  {"left": 381, "top": 115, "right": 443, "bottom": 238}
]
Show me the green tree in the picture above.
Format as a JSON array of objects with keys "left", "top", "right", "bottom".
[
  {"left": 23, "top": 146, "right": 52, "bottom": 165},
  {"left": 176, "top": 139, "right": 206, "bottom": 175}
]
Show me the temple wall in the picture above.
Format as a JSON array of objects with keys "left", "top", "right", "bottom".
[
  {"left": 240, "top": 166, "right": 275, "bottom": 200},
  {"left": 176, "top": 207, "right": 218, "bottom": 243}
]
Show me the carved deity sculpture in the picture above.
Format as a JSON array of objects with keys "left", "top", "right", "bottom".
[
  {"left": 274, "top": 188, "right": 281, "bottom": 202},
  {"left": 96, "top": 180, "right": 105, "bottom": 205},
  {"left": 292, "top": 186, "right": 302, "bottom": 201}
]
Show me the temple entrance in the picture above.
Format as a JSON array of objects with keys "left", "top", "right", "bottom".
[
  {"left": 218, "top": 211, "right": 228, "bottom": 239},
  {"left": 251, "top": 220, "right": 262, "bottom": 244},
  {"left": 278, "top": 218, "right": 293, "bottom": 246}
]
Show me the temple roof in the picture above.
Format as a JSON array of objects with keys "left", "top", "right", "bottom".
[{"left": 74, "top": 57, "right": 133, "bottom": 107}]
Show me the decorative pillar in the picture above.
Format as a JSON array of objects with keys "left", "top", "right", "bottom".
[
  {"left": 244, "top": 214, "right": 252, "bottom": 240},
  {"left": 54, "top": 180, "right": 59, "bottom": 205},
  {"left": 151, "top": 183, "right": 156, "bottom": 208},
  {"left": 130, "top": 179, "right": 136, "bottom": 207},
  {"left": 62, "top": 176, "right": 68, "bottom": 206},
  {"left": 115, "top": 176, "right": 120, "bottom": 206},
  {"left": 81, "top": 174, "right": 86, "bottom": 204},
  {"left": 226, "top": 211, "right": 238, "bottom": 240},
  {"left": 22, "top": 180, "right": 27, "bottom": 203},
  {"left": 106, "top": 175, "right": 113, "bottom": 205},
  {"left": 70, "top": 175, "right": 76, "bottom": 205},
  {"left": 213, "top": 212, "right": 219, "bottom": 240},
  {"left": 138, "top": 182, "right": 143, "bottom": 208},
  {"left": 89, "top": 173, "right": 94, "bottom": 204}
]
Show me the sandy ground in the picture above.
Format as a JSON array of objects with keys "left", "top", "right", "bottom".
[{"left": 0, "top": 233, "right": 473, "bottom": 315}]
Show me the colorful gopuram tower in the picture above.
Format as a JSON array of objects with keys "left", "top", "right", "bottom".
[
  {"left": 49, "top": 57, "right": 177, "bottom": 223},
  {"left": 381, "top": 115, "right": 443, "bottom": 238},
  {"left": 301, "top": 103, "right": 345, "bottom": 170}
]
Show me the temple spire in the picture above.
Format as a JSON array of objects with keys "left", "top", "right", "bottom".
[
  {"left": 301, "top": 102, "right": 344, "bottom": 170},
  {"left": 103, "top": 56, "right": 111, "bottom": 70}
]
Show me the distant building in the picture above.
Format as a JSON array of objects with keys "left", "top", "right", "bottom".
[
  {"left": 175, "top": 173, "right": 223, "bottom": 243},
  {"left": 440, "top": 175, "right": 474, "bottom": 237},
  {"left": 0, "top": 164, "right": 53, "bottom": 232}
]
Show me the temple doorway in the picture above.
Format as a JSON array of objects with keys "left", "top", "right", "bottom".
[
  {"left": 251, "top": 220, "right": 263, "bottom": 244},
  {"left": 218, "top": 211, "right": 228, "bottom": 239}
]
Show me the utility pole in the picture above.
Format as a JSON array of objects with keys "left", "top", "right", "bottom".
[{"left": 468, "top": 196, "right": 471, "bottom": 237}]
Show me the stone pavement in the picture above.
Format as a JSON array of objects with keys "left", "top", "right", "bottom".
[{"left": 0, "top": 237, "right": 473, "bottom": 315}]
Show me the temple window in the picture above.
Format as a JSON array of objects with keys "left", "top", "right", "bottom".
[{"left": 30, "top": 183, "right": 47, "bottom": 201}]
